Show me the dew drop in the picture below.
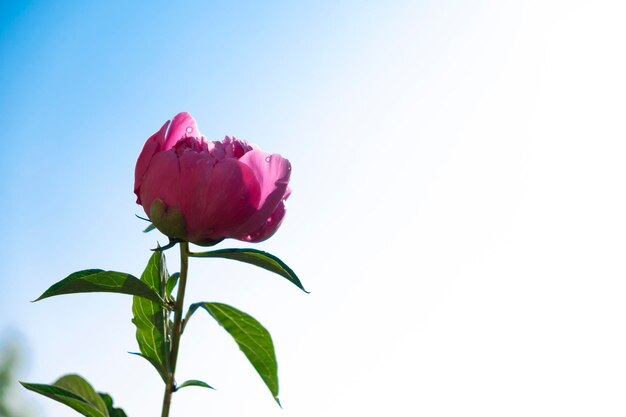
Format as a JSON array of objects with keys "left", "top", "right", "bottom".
[
  {"left": 265, "top": 156, "right": 271, "bottom": 162},
  {"left": 186, "top": 127, "right": 193, "bottom": 133}
]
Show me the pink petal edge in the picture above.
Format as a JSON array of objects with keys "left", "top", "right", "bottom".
[{"left": 163, "top": 112, "right": 201, "bottom": 150}]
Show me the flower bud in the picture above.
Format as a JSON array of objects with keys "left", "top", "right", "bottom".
[{"left": 134, "top": 112, "right": 291, "bottom": 245}]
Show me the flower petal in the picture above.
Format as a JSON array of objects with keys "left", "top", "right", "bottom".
[
  {"left": 134, "top": 120, "right": 169, "bottom": 203},
  {"left": 222, "top": 136, "right": 253, "bottom": 158},
  {"left": 163, "top": 112, "right": 201, "bottom": 150},
  {"left": 178, "top": 153, "right": 261, "bottom": 243},
  {"left": 235, "top": 150, "right": 291, "bottom": 236},
  {"left": 139, "top": 149, "right": 182, "bottom": 219},
  {"left": 241, "top": 200, "right": 287, "bottom": 242}
]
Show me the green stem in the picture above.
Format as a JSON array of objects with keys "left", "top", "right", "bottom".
[{"left": 161, "top": 242, "right": 189, "bottom": 417}]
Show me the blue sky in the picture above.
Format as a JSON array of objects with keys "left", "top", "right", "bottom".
[{"left": 2, "top": 1, "right": 626, "bottom": 416}]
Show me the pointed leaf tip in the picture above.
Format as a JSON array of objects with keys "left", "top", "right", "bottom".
[
  {"left": 177, "top": 379, "right": 215, "bottom": 390},
  {"left": 128, "top": 352, "right": 168, "bottom": 383},
  {"left": 185, "top": 302, "right": 280, "bottom": 403},
  {"left": 151, "top": 239, "right": 179, "bottom": 251},
  {"left": 21, "top": 374, "right": 126, "bottom": 417},
  {"left": 189, "top": 248, "right": 307, "bottom": 292},
  {"left": 35, "top": 269, "right": 166, "bottom": 306}
]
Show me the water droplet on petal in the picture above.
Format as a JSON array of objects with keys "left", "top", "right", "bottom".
[
  {"left": 265, "top": 156, "right": 271, "bottom": 162},
  {"left": 186, "top": 127, "right": 193, "bottom": 133}
]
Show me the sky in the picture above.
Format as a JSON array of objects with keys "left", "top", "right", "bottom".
[{"left": 1, "top": 1, "right": 626, "bottom": 416}]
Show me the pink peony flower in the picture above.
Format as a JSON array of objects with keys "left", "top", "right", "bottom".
[{"left": 134, "top": 112, "right": 291, "bottom": 245}]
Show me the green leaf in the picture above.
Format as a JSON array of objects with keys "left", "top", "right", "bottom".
[
  {"left": 165, "top": 272, "right": 180, "bottom": 299},
  {"left": 187, "top": 302, "right": 280, "bottom": 404},
  {"left": 55, "top": 375, "right": 109, "bottom": 416},
  {"left": 128, "top": 352, "right": 168, "bottom": 382},
  {"left": 131, "top": 252, "right": 169, "bottom": 382},
  {"left": 21, "top": 374, "right": 111, "bottom": 417},
  {"left": 189, "top": 249, "right": 307, "bottom": 293},
  {"left": 98, "top": 393, "right": 128, "bottom": 417},
  {"left": 35, "top": 269, "right": 166, "bottom": 306},
  {"left": 177, "top": 379, "right": 215, "bottom": 390},
  {"left": 143, "top": 223, "right": 156, "bottom": 233}
]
